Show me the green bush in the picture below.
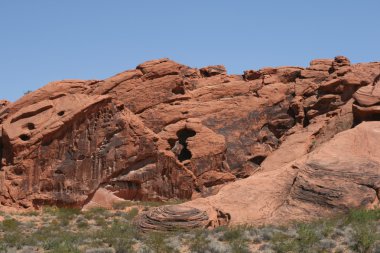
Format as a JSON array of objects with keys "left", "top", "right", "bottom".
[
  {"left": 84, "top": 207, "right": 109, "bottom": 219},
  {"left": 188, "top": 230, "right": 211, "bottom": 253},
  {"left": 345, "top": 208, "right": 380, "bottom": 224},
  {"left": 124, "top": 208, "right": 139, "bottom": 220},
  {"left": 351, "top": 223, "right": 378, "bottom": 253},
  {"left": 296, "top": 223, "right": 320, "bottom": 252},
  {"left": 2, "top": 218, "right": 19, "bottom": 231},
  {"left": 145, "top": 232, "right": 177, "bottom": 253}
]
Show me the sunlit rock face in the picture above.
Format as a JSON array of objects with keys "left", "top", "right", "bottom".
[{"left": 0, "top": 56, "right": 379, "bottom": 223}]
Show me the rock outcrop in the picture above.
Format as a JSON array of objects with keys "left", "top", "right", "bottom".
[
  {"left": 0, "top": 56, "right": 379, "bottom": 229},
  {"left": 135, "top": 205, "right": 209, "bottom": 232},
  {"left": 173, "top": 121, "right": 380, "bottom": 228}
]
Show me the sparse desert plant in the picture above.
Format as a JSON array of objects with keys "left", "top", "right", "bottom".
[
  {"left": 188, "top": 230, "right": 211, "bottom": 253},
  {"left": 144, "top": 232, "right": 177, "bottom": 253},
  {"left": 112, "top": 201, "right": 134, "bottom": 210},
  {"left": 94, "top": 215, "right": 107, "bottom": 227},
  {"left": 207, "top": 237, "right": 230, "bottom": 253},
  {"left": 124, "top": 208, "right": 139, "bottom": 220},
  {"left": 318, "top": 238, "right": 336, "bottom": 251},
  {"left": 21, "top": 210, "right": 39, "bottom": 216},
  {"left": 84, "top": 207, "right": 110, "bottom": 220},
  {"left": 0, "top": 205, "right": 378, "bottom": 253},
  {"left": 350, "top": 223, "right": 377, "bottom": 253},
  {"left": 271, "top": 231, "right": 299, "bottom": 253},
  {"left": 296, "top": 223, "right": 320, "bottom": 252},
  {"left": 77, "top": 219, "right": 90, "bottom": 229},
  {"left": 345, "top": 208, "right": 380, "bottom": 224},
  {"left": 2, "top": 218, "right": 19, "bottom": 231},
  {"left": 220, "top": 225, "right": 247, "bottom": 242},
  {"left": 94, "top": 219, "right": 137, "bottom": 252},
  {"left": 219, "top": 226, "right": 250, "bottom": 253}
]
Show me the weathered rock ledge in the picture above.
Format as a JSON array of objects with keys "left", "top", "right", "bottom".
[{"left": 0, "top": 56, "right": 379, "bottom": 230}]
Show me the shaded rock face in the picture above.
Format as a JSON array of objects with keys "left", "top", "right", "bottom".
[
  {"left": 175, "top": 121, "right": 380, "bottom": 230},
  {"left": 0, "top": 57, "right": 379, "bottom": 215},
  {"left": 353, "top": 73, "right": 380, "bottom": 122}
]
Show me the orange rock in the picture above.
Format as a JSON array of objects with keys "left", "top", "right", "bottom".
[
  {"left": 0, "top": 56, "right": 379, "bottom": 225},
  {"left": 172, "top": 121, "right": 380, "bottom": 227}
]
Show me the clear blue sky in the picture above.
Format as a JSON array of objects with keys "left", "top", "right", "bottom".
[{"left": 1, "top": 1, "right": 379, "bottom": 101}]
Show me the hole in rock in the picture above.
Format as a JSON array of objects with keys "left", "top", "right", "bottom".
[
  {"left": 57, "top": 111, "right": 65, "bottom": 116},
  {"left": 19, "top": 134, "right": 30, "bottom": 141},
  {"left": 176, "top": 128, "right": 196, "bottom": 162},
  {"left": 26, "top": 123, "right": 35, "bottom": 130},
  {"left": 353, "top": 111, "right": 380, "bottom": 126},
  {"left": 172, "top": 86, "right": 185, "bottom": 95},
  {"left": 54, "top": 169, "right": 64, "bottom": 175},
  {"left": 167, "top": 138, "right": 177, "bottom": 150},
  {"left": 248, "top": 155, "right": 267, "bottom": 166},
  {"left": 13, "top": 167, "right": 24, "bottom": 175}
]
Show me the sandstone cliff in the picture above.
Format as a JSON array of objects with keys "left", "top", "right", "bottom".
[{"left": 0, "top": 56, "right": 379, "bottom": 229}]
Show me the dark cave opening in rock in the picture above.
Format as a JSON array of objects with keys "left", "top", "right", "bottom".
[
  {"left": 176, "top": 128, "right": 196, "bottom": 162},
  {"left": 167, "top": 138, "right": 177, "bottom": 150},
  {"left": 57, "top": 111, "right": 65, "bottom": 116},
  {"left": 26, "top": 123, "right": 35, "bottom": 130},
  {"left": 248, "top": 155, "right": 267, "bottom": 166},
  {"left": 19, "top": 134, "right": 30, "bottom": 141},
  {"left": 172, "top": 86, "right": 186, "bottom": 95}
]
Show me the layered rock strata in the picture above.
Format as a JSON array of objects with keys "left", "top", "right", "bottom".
[{"left": 0, "top": 56, "right": 378, "bottom": 231}]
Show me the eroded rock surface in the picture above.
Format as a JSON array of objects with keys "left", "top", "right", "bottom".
[
  {"left": 177, "top": 121, "right": 380, "bottom": 227},
  {"left": 0, "top": 57, "right": 379, "bottom": 230},
  {"left": 135, "top": 205, "right": 209, "bottom": 232}
]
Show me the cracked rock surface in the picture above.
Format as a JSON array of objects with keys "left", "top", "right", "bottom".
[{"left": 0, "top": 56, "right": 379, "bottom": 231}]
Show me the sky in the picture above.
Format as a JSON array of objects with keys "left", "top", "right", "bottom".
[{"left": 0, "top": 1, "right": 379, "bottom": 101}]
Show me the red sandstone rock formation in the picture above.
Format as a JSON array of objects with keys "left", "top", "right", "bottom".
[
  {"left": 180, "top": 121, "right": 380, "bottom": 227},
  {"left": 0, "top": 56, "right": 379, "bottom": 229}
]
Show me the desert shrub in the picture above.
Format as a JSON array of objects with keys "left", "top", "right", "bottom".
[
  {"left": 77, "top": 219, "right": 89, "bottom": 229},
  {"left": 230, "top": 241, "right": 250, "bottom": 253},
  {"left": 84, "top": 207, "right": 109, "bottom": 220},
  {"left": 350, "top": 223, "right": 378, "bottom": 253},
  {"left": 318, "top": 218, "right": 339, "bottom": 238},
  {"left": 220, "top": 225, "right": 247, "bottom": 242},
  {"left": 124, "top": 208, "right": 139, "bottom": 220},
  {"left": 318, "top": 238, "right": 336, "bottom": 250},
  {"left": 345, "top": 208, "right": 380, "bottom": 224},
  {"left": 2, "top": 218, "right": 19, "bottom": 231},
  {"left": 94, "top": 216, "right": 107, "bottom": 227},
  {"left": 220, "top": 225, "right": 250, "bottom": 252},
  {"left": 207, "top": 237, "right": 230, "bottom": 253},
  {"left": 94, "top": 220, "right": 137, "bottom": 253},
  {"left": 342, "top": 208, "right": 380, "bottom": 252},
  {"left": 112, "top": 201, "right": 134, "bottom": 210},
  {"left": 271, "top": 231, "right": 299, "bottom": 253},
  {"left": 188, "top": 230, "right": 211, "bottom": 253},
  {"left": 21, "top": 210, "right": 39, "bottom": 216},
  {"left": 144, "top": 232, "right": 177, "bottom": 253},
  {"left": 296, "top": 223, "right": 320, "bottom": 252},
  {"left": 43, "top": 207, "right": 81, "bottom": 227}
]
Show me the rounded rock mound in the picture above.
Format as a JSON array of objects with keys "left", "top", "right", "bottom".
[{"left": 136, "top": 205, "right": 209, "bottom": 232}]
